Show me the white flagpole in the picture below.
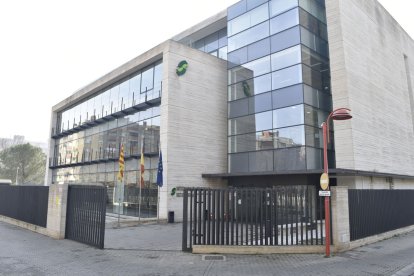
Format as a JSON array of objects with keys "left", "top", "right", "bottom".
[{"left": 117, "top": 179, "right": 120, "bottom": 227}]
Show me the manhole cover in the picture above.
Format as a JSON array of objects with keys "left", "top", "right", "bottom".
[{"left": 202, "top": 255, "right": 226, "bottom": 261}]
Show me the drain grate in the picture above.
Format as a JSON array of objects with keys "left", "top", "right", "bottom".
[{"left": 202, "top": 255, "right": 226, "bottom": 261}]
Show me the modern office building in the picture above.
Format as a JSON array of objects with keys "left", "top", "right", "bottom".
[{"left": 46, "top": 0, "right": 414, "bottom": 221}]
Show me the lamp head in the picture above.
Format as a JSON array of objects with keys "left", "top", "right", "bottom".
[{"left": 331, "top": 108, "right": 352, "bottom": 121}]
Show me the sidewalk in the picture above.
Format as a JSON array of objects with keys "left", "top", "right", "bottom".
[{"left": 1, "top": 220, "right": 414, "bottom": 276}]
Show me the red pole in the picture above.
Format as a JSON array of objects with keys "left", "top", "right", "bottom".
[{"left": 322, "top": 122, "right": 331, "bottom": 257}]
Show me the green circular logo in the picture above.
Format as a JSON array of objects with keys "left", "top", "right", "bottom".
[{"left": 176, "top": 60, "right": 188, "bottom": 76}]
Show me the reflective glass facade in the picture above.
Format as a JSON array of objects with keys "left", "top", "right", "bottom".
[
  {"left": 193, "top": 28, "right": 228, "bottom": 60},
  {"left": 51, "top": 60, "right": 162, "bottom": 217},
  {"left": 227, "top": 0, "right": 333, "bottom": 173}
]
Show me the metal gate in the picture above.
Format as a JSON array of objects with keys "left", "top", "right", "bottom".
[
  {"left": 65, "top": 185, "right": 107, "bottom": 249},
  {"left": 182, "top": 186, "right": 326, "bottom": 252}
]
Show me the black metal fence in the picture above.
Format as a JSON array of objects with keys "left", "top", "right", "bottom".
[
  {"left": 348, "top": 189, "right": 414, "bottom": 241},
  {"left": 0, "top": 185, "right": 49, "bottom": 227},
  {"left": 182, "top": 186, "right": 326, "bottom": 251},
  {"left": 65, "top": 185, "right": 107, "bottom": 249}
]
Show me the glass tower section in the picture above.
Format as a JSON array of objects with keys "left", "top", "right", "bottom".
[{"left": 227, "top": 0, "right": 333, "bottom": 173}]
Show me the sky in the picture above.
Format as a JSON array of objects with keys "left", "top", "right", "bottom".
[{"left": 0, "top": 0, "right": 413, "bottom": 144}]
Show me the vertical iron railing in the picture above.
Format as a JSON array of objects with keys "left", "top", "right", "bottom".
[
  {"left": 0, "top": 185, "right": 49, "bottom": 227},
  {"left": 182, "top": 186, "right": 326, "bottom": 251},
  {"left": 349, "top": 189, "right": 414, "bottom": 241},
  {"left": 65, "top": 185, "right": 106, "bottom": 249}
]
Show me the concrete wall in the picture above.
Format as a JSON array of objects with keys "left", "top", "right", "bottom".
[
  {"left": 160, "top": 41, "right": 228, "bottom": 221},
  {"left": 326, "top": 0, "right": 414, "bottom": 178}
]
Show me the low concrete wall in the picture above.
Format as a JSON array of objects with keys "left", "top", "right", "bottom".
[
  {"left": 0, "top": 215, "right": 49, "bottom": 236},
  {"left": 192, "top": 245, "right": 325, "bottom": 255},
  {"left": 336, "top": 224, "right": 414, "bottom": 253}
]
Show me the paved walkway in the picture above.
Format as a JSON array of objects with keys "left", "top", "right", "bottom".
[{"left": 1, "top": 220, "right": 414, "bottom": 275}]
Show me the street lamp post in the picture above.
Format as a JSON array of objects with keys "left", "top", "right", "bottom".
[{"left": 321, "top": 107, "right": 352, "bottom": 257}]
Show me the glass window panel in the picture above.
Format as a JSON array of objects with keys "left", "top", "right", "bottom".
[
  {"left": 302, "top": 64, "right": 330, "bottom": 92},
  {"left": 218, "top": 46, "right": 227, "bottom": 60},
  {"left": 218, "top": 28, "right": 227, "bottom": 47},
  {"left": 256, "top": 130, "right": 275, "bottom": 150},
  {"left": 229, "top": 110, "right": 272, "bottom": 135},
  {"left": 304, "top": 105, "right": 329, "bottom": 127},
  {"left": 229, "top": 56, "right": 270, "bottom": 84},
  {"left": 141, "top": 67, "right": 154, "bottom": 93},
  {"left": 273, "top": 104, "right": 304, "bottom": 128},
  {"left": 255, "top": 111, "right": 273, "bottom": 132},
  {"left": 73, "top": 105, "right": 81, "bottom": 127},
  {"left": 270, "top": 26, "right": 300, "bottom": 53},
  {"left": 299, "top": 8, "right": 328, "bottom": 40},
  {"left": 248, "top": 92, "right": 272, "bottom": 114},
  {"left": 249, "top": 150, "right": 273, "bottom": 172},
  {"left": 270, "top": 8, "right": 299, "bottom": 35},
  {"left": 229, "top": 152, "right": 249, "bottom": 173},
  {"left": 119, "top": 80, "right": 130, "bottom": 110},
  {"left": 228, "top": 73, "right": 271, "bottom": 101},
  {"left": 130, "top": 74, "right": 141, "bottom": 106},
  {"left": 247, "top": 0, "right": 268, "bottom": 10},
  {"left": 271, "top": 45, "right": 301, "bottom": 71},
  {"left": 301, "top": 45, "right": 329, "bottom": 72},
  {"left": 306, "top": 147, "right": 322, "bottom": 170},
  {"left": 303, "top": 84, "right": 332, "bottom": 111},
  {"left": 270, "top": 0, "right": 298, "bottom": 17},
  {"left": 300, "top": 27, "right": 328, "bottom": 57},
  {"left": 228, "top": 0, "right": 247, "bottom": 21},
  {"left": 101, "top": 89, "right": 111, "bottom": 117},
  {"left": 228, "top": 46, "right": 248, "bottom": 69},
  {"left": 110, "top": 85, "right": 120, "bottom": 113},
  {"left": 228, "top": 3, "right": 269, "bottom": 37},
  {"left": 299, "top": 0, "right": 326, "bottom": 24},
  {"left": 153, "top": 62, "right": 163, "bottom": 98},
  {"left": 272, "top": 84, "right": 303, "bottom": 109},
  {"left": 247, "top": 38, "right": 270, "bottom": 61},
  {"left": 228, "top": 21, "right": 269, "bottom": 52},
  {"left": 274, "top": 146, "right": 306, "bottom": 171},
  {"left": 271, "top": 64, "right": 302, "bottom": 90},
  {"left": 80, "top": 101, "right": 87, "bottom": 125},
  {"left": 305, "top": 125, "right": 322, "bottom": 148},
  {"left": 229, "top": 98, "right": 249, "bottom": 118},
  {"left": 228, "top": 133, "right": 257, "bottom": 153},
  {"left": 86, "top": 98, "right": 95, "bottom": 121},
  {"left": 274, "top": 125, "right": 305, "bottom": 148},
  {"left": 204, "top": 32, "right": 219, "bottom": 52},
  {"left": 194, "top": 39, "right": 205, "bottom": 51}
]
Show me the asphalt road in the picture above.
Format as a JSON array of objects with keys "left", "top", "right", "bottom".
[{"left": 1, "top": 220, "right": 414, "bottom": 275}]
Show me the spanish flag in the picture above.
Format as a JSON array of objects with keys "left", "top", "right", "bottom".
[
  {"left": 117, "top": 144, "right": 125, "bottom": 181},
  {"left": 140, "top": 137, "right": 145, "bottom": 188}
]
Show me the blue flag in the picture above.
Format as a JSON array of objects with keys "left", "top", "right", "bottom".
[{"left": 156, "top": 150, "right": 163, "bottom": 187}]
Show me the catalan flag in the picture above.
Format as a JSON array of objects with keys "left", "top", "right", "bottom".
[
  {"left": 140, "top": 137, "right": 145, "bottom": 188},
  {"left": 117, "top": 144, "right": 125, "bottom": 181}
]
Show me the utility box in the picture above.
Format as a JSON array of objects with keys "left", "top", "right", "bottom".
[{"left": 168, "top": 211, "right": 174, "bottom": 223}]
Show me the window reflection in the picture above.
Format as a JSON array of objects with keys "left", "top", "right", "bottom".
[
  {"left": 53, "top": 106, "right": 160, "bottom": 167},
  {"left": 228, "top": 21, "right": 269, "bottom": 52},
  {"left": 56, "top": 60, "right": 162, "bottom": 134},
  {"left": 228, "top": 3, "right": 269, "bottom": 37},
  {"left": 270, "top": 8, "right": 299, "bottom": 35}
]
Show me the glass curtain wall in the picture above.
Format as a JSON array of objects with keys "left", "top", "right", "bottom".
[
  {"left": 56, "top": 61, "right": 162, "bottom": 135},
  {"left": 52, "top": 60, "right": 162, "bottom": 218},
  {"left": 227, "top": 0, "right": 332, "bottom": 173},
  {"left": 192, "top": 28, "right": 228, "bottom": 60}
]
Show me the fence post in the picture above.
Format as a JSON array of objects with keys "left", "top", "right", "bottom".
[
  {"left": 46, "top": 184, "right": 69, "bottom": 239},
  {"left": 331, "top": 186, "right": 350, "bottom": 252}
]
